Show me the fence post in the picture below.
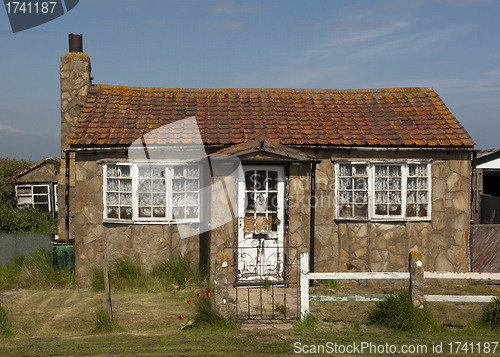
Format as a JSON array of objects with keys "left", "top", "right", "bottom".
[
  {"left": 300, "top": 252, "right": 309, "bottom": 317},
  {"left": 214, "top": 252, "right": 230, "bottom": 319},
  {"left": 409, "top": 251, "right": 424, "bottom": 310},
  {"left": 103, "top": 257, "right": 113, "bottom": 322}
]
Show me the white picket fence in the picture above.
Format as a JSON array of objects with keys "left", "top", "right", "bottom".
[{"left": 299, "top": 252, "right": 500, "bottom": 316}]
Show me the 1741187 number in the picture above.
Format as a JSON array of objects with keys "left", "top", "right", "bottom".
[
  {"left": 5, "top": 2, "right": 57, "bottom": 14},
  {"left": 447, "top": 342, "right": 498, "bottom": 354}
]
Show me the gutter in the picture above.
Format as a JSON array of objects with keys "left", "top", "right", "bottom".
[
  {"left": 64, "top": 151, "right": 70, "bottom": 243},
  {"left": 310, "top": 162, "right": 316, "bottom": 280},
  {"left": 289, "top": 145, "right": 478, "bottom": 152},
  {"left": 65, "top": 145, "right": 479, "bottom": 154}
]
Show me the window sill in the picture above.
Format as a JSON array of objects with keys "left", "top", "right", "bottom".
[
  {"left": 103, "top": 219, "right": 201, "bottom": 225},
  {"left": 334, "top": 217, "right": 431, "bottom": 223}
]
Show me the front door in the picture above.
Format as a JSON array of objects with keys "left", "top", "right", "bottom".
[{"left": 237, "top": 166, "right": 285, "bottom": 283}]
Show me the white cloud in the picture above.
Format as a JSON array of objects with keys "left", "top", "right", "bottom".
[
  {"left": 303, "top": 21, "right": 411, "bottom": 59},
  {"left": 484, "top": 68, "right": 500, "bottom": 79},
  {"left": 0, "top": 123, "right": 25, "bottom": 133}
]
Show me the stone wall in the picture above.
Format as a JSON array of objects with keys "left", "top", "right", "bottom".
[
  {"left": 68, "top": 147, "right": 472, "bottom": 287},
  {"left": 288, "top": 163, "right": 311, "bottom": 279},
  {"left": 71, "top": 152, "right": 200, "bottom": 287},
  {"left": 313, "top": 149, "right": 472, "bottom": 273}
]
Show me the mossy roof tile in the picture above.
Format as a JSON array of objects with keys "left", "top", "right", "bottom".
[{"left": 68, "top": 85, "right": 475, "bottom": 148}]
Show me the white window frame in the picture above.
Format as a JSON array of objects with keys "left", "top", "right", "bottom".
[
  {"left": 335, "top": 161, "right": 431, "bottom": 221},
  {"left": 103, "top": 162, "right": 201, "bottom": 224},
  {"left": 15, "top": 184, "right": 52, "bottom": 213}
]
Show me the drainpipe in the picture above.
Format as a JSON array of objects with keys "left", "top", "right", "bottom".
[
  {"left": 309, "top": 163, "right": 316, "bottom": 279},
  {"left": 64, "top": 151, "right": 70, "bottom": 243}
]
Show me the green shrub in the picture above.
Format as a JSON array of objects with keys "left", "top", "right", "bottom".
[
  {"left": 479, "top": 295, "right": 500, "bottom": 329},
  {"left": 0, "top": 302, "right": 15, "bottom": 337},
  {"left": 0, "top": 204, "right": 58, "bottom": 233},
  {"left": 0, "top": 249, "right": 74, "bottom": 291},
  {"left": 366, "top": 290, "right": 437, "bottom": 332},
  {"left": 294, "top": 312, "right": 319, "bottom": 331},
  {"left": 0, "top": 157, "right": 32, "bottom": 205}
]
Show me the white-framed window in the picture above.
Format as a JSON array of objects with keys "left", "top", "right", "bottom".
[
  {"left": 103, "top": 162, "right": 200, "bottom": 223},
  {"left": 15, "top": 184, "right": 51, "bottom": 213},
  {"left": 335, "top": 161, "right": 431, "bottom": 220}
]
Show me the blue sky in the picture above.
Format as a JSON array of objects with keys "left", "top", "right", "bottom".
[{"left": 1, "top": 0, "right": 500, "bottom": 161}]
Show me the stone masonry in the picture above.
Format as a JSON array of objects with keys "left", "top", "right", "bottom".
[{"left": 313, "top": 149, "right": 472, "bottom": 274}]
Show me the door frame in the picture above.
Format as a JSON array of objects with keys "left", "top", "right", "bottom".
[{"left": 235, "top": 164, "right": 288, "bottom": 285}]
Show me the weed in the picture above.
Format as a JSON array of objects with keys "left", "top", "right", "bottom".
[
  {"left": 151, "top": 254, "right": 205, "bottom": 289},
  {"left": 294, "top": 312, "right": 319, "bottom": 331},
  {"left": 90, "top": 254, "right": 205, "bottom": 292},
  {"left": 0, "top": 302, "right": 15, "bottom": 337},
  {"left": 192, "top": 290, "right": 236, "bottom": 329},
  {"left": 109, "top": 257, "right": 146, "bottom": 291},
  {"left": 275, "top": 303, "right": 287, "bottom": 315},
  {"left": 432, "top": 280, "right": 442, "bottom": 288},
  {"left": 366, "top": 289, "right": 438, "bottom": 332},
  {"left": 479, "top": 295, "right": 500, "bottom": 329},
  {"left": 90, "top": 265, "right": 105, "bottom": 291},
  {"left": 92, "top": 303, "right": 120, "bottom": 333},
  {"left": 0, "top": 249, "right": 74, "bottom": 291},
  {"left": 434, "top": 303, "right": 447, "bottom": 315},
  {"left": 320, "top": 279, "right": 340, "bottom": 290},
  {"left": 262, "top": 278, "right": 271, "bottom": 291}
]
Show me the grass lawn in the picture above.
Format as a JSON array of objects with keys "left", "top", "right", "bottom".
[{"left": 1, "top": 282, "right": 500, "bottom": 356}]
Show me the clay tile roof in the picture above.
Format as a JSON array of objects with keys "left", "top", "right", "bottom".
[{"left": 68, "top": 85, "right": 475, "bottom": 148}]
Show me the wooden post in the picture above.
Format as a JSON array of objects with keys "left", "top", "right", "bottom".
[
  {"left": 103, "top": 258, "right": 113, "bottom": 322},
  {"left": 409, "top": 251, "right": 424, "bottom": 310},
  {"left": 300, "top": 252, "right": 309, "bottom": 317}
]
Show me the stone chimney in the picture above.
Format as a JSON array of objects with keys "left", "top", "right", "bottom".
[
  {"left": 58, "top": 34, "right": 91, "bottom": 242},
  {"left": 60, "top": 33, "right": 91, "bottom": 156}
]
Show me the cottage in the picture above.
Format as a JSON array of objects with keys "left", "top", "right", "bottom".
[
  {"left": 59, "top": 35, "right": 475, "bottom": 291},
  {"left": 15, "top": 157, "right": 60, "bottom": 217}
]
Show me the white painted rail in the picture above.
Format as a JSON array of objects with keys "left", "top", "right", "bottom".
[
  {"left": 425, "top": 295, "right": 496, "bottom": 303},
  {"left": 299, "top": 252, "right": 500, "bottom": 317},
  {"left": 309, "top": 272, "right": 409, "bottom": 280},
  {"left": 424, "top": 272, "right": 500, "bottom": 280}
]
